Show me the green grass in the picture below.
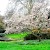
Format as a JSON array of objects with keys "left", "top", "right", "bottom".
[
  {"left": 0, "top": 40, "right": 50, "bottom": 50},
  {"left": 6, "top": 32, "right": 31, "bottom": 40},
  {"left": 1, "top": 32, "right": 50, "bottom": 50}
]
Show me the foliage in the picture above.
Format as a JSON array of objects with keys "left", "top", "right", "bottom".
[
  {"left": 0, "top": 33, "right": 5, "bottom": 37},
  {"left": 24, "top": 34, "right": 37, "bottom": 40},
  {"left": 0, "top": 17, "right": 4, "bottom": 29}
]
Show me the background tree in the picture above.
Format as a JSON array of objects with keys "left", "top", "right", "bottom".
[{"left": 0, "top": 16, "right": 4, "bottom": 29}]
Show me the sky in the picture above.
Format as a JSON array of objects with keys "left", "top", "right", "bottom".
[
  {"left": 0, "top": 0, "right": 50, "bottom": 16},
  {"left": 0, "top": 0, "right": 9, "bottom": 16}
]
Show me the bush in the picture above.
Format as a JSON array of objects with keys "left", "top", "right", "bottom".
[
  {"left": 0, "top": 33, "right": 5, "bottom": 37},
  {"left": 0, "top": 29, "right": 5, "bottom": 33},
  {"left": 24, "top": 34, "right": 37, "bottom": 40}
]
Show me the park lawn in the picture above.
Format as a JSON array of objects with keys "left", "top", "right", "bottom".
[
  {"left": 1, "top": 32, "right": 50, "bottom": 50},
  {"left": 6, "top": 32, "right": 31, "bottom": 40},
  {"left": 0, "top": 40, "right": 50, "bottom": 50}
]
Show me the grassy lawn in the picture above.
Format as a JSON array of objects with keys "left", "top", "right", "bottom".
[
  {"left": 6, "top": 32, "right": 31, "bottom": 40},
  {"left": 0, "top": 40, "right": 50, "bottom": 50},
  {"left": 0, "top": 32, "right": 50, "bottom": 50}
]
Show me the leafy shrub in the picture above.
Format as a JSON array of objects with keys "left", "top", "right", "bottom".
[
  {"left": 24, "top": 34, "right": 37, "bottom": 40},
  {"left": 0, "top": 33, "right": 5, "bottom": 37}
]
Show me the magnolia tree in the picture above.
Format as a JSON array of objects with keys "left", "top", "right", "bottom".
[{"left": 5, "top": 0, "right": 50, "bottom": 33}]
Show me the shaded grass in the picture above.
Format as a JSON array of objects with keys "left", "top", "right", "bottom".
[{"left": 15, "top": 39, "right": 50, "bottom": 45}]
